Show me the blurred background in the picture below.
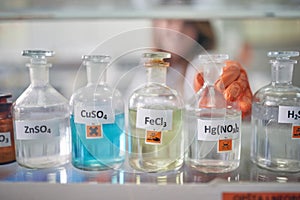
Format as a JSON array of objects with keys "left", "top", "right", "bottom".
[{"left": 0, "top": 0, "right": 300, "bottom": 101}]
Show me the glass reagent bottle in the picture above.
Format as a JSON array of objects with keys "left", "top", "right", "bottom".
[
  {"left": 251, "top": 51, "right": 300, "bottom": 172},
  {"left": 0, "top": 93, "right": 15, "bottom": 164},
  {"left": 185, "top": 54, "right": 242, "bottom": 173},
  {"left": 13, "top": 50, "right": 71, "bottom": 169},
  {"left": 128, "top": 52, "right": 184, "bottom": 172},
  {"left": 70, "top": 55, "right": 125, "bottom": 170}
]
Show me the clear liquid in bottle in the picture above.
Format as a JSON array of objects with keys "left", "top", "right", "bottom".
[
  {"left": 185, "top": 54, "right": 242, "bottom": 173},
  {"left": 251, "top": 51, "right": 300, "bottom": 172},
  {"left": 13, "top": 50, "right": 71, "bottom": 168}
]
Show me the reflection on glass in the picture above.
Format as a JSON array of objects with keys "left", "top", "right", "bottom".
[
  {"left": 0, "top": 163, "right": 18, "bottom": 180},
  {"left": 127, "top": 168, "right": 184, "bottom": 185},
  {"left": 82, "top": 169, "right": 125, "bottom": 184},
  {"left": 4, "top": 163, "right": 70, "bottom": 183},
  {"left": 250, "top": 162, "right": 300, "bottom": 183},
  {"left": 184, "top": 165, "right": 240, "bottom": 183}
]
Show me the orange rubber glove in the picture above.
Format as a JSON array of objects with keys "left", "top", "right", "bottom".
[{"left": 194, "top": 60, "right": 252, "bottom": 119}]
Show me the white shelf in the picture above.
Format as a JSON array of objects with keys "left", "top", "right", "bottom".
[
  {"left": 1, "top": 181, "right": 300, "bottom": 200},
  {"left": 1, "top": 1, "right": 300, "bottom": 20}
]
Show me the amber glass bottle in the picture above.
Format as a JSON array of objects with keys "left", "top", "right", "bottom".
[{"left": 0, "top": 93, "right": 15, "bottom": 164}]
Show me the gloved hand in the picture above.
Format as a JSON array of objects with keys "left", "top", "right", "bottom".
[{"left": 194, "top": 60, "right": 252, "bottom": 118}]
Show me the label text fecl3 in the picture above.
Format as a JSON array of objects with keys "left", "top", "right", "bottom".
[{"left": 145, "top": 117, "right": 167, "bottom": 128}]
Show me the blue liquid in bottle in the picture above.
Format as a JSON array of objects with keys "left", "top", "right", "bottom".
[
  {"left": 71, "top": 113, "right": 125, "bottom": 170},
  {"left": 70, "top": 55, "right": 125, "bottom": 171}
]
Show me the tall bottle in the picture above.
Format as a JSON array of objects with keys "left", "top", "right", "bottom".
[
  {"left": 13, "top": 50, "right": 70, "bottom": 168},
  {"left": 185, "top": 54, "right": 242, "bottom": 173},
  {"left": 128, "top": 52, "right": 184, "bottom": 172},
  {"left": 70, "top": 55, "right": 125, "bottom": 170},
  {"left": 251, "top": 51, "right": 300, "bottom": 172}
]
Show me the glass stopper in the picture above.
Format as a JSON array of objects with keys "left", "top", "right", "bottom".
[
  {"left": 199, "top": 54, "right": 229, "bottom": 64},
  {"left": 22, "top": 50, "right": 55, "bottom": 58},
  {"left": 22, "top": 50, "right": 54, "bottom": 65},
  {"left": 143, "top": 52, "right": 171, "bottom": 67},
  {"left": 82, "top": 55, "right": 111, "bottom": 63},
  {"left": 143, "top": 52, "right": 171, "bottom": 59},
  {"left": 268, "top": 51, "right": 299, "bottom": 64},
  {"left": 268, "top": 51, "right": 299, "bottom": 60}
]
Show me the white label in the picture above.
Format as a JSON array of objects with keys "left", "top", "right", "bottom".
[
  {"left": 0, "top": 132, "right": 12, "bottom": 147},
  {"left": 278, "top": 106, "right": 300, "bottom": 124},
  {"left": 15, "top": 119, "right": 61, "bottom": 140},
  {"left": 197, "top": 118, "right": 241, "bottom": 141},
  {"left": 136, "top": 108, "right": 173, "bottom": 131},
  {"left": 74, "top": 105, "right": 115, "bottom": 124}
]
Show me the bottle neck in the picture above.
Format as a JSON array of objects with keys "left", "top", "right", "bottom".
[
  {"left": 203, "top": 63, "right": 223, "bottom": 86},
  {"left": 86, "top": 63, "right": 107, "bottom": 86},
  {"left": 29, "top": 64, "right": 50, "bottom": 86},
  {"left": 271, "top": 62, "right": 293, "bottom": 86},
  {"left": 146, "top": 66, "right": 167, "bottom": 85}
]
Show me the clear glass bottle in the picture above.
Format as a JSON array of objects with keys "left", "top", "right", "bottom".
[
  {"left": 0, "top": 93, "right": 15, "bottom": 164},
  {"left": 251, "top": 51, "right": 300, "bottom": 172},
  {"left": 13, "top": 50, "right": 70, "bottom": 169},
  {"left": 70, "top": 55, "right": 125, "bottom": 170},
  {"left": 128, "top": 52, "right": 184, "bottom": 172},
  {"left": 185, "top": 54, "right": 242, "bottom": 173}
]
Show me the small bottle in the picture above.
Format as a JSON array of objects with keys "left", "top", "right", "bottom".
[
  {"left": 13, "top": 50, "right": 71, "bottom": 168},
  {"left": 128, "top": 52, "right": 184, "bottom": 172},
  {"left": 251, "top": 51, "right": 300, "bottom": 172},
  {"left": 185, "top": 54, "right": 242, "bottom": 173},
  {"left": 70, "top": 55, "right": 125, "bottom": 170},
  {"left": 0, "top": 93, "right": 15, "bottom": 164}
]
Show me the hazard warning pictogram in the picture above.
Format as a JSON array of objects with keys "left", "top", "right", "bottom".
[
  {"left": 86, "top": 125, "right": 103, "bottom": 138},
  {"left": 218, "top": 138, "right": 232, "bottom": 152},
  {"left": 145, "top": 130, "right": 162, "bottom": 145},
  {"left": 292, "top": 125, "right": 300, "bottom": 139}
]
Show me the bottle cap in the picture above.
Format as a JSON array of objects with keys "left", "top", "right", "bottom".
[
  {"left": 0, "top": 93, "right": 12, "bottom": 103},
  {"left": 0, "top": 93, "right": 12, "bottom": 113}
]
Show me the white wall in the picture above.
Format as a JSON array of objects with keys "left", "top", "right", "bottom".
[{"left": 0, "top": 19, "right": 151, "bottom": 99}]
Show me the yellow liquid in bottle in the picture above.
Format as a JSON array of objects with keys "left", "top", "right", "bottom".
[{"left": 128, "top": 109, "right": 184, "bottom": 172}]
